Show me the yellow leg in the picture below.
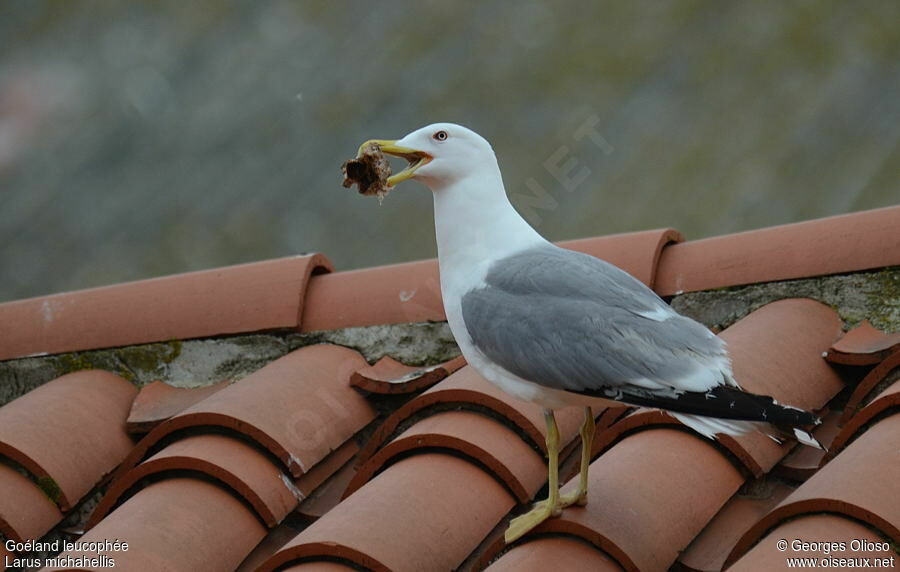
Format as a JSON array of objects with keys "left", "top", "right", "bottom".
[
  {"left": 505, "top": 409, "right": 561, "bottom": 543},
  {"left": 560, "top": 406, "right": 593, "bottom": 507}
]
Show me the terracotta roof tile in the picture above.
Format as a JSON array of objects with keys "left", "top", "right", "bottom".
[
  {"left": 0, "top": 462, "right": 62, "bottom": 543},
  {"left": 0, "top": 544, "right": 12, "bottom": 570},
  {"left": 113, "top": 344, "right": 375, "bottom": 480},
  {"left": 293, "top": 439, "right": 358, "bottom": 501},
  {"left": 88, "top": 434, "right": 297, "bottom": 529},
  {"left": 677, "top": 481, "right": 794, "bottom": 571},
  {"left": 44, "top": 478, "right": 266, "bottom": 571},
  {"left": 1, "top": 207, "right": 898, "bottom": 569},
  {"left": 345, "top": 410, "right": 546, "bottom": 503},
  {"left": 772, "top": 409, "right": 842, "bottom": 481},
  {"left": 357, "top": 365, "right": 585, "bottom": 466},
  {"left": 486, "top": 536, "right": 620, "bottom": 571},
  {"left": 236, "top": 522, "right": 303, "bottom": 572},
  {"left": 0, "top": 370, "right": 136, "bottom": 510},
  {"left": 655, "top": 205, "right": 900, "bottom": 295},
  {"left": 295, "top": 453, "right": 358, "bottom": 520},
  {"left": 301, "top": 229, "right": 681, "bottom": 331},
  {"left": 594, "top": 404, "right": 631, "bottom": 429},
  {"left": 517, "top": 429, "right": 744, "bottom": 572},
  {"left": 349, "top": 354, "right": 466, "bottom": 394},
  {"left": 126, "top": 379, "right": 230, "bottom": 433},
  {"left": 729, "top": 514, "right": 896, "bottom": 571},
  {"left": 557, "top": 228, "right": 683, "bottom": 288},
  {"left": 726, "top": 413, "right": 900, "bottom": 566},
  {"left": 839, "top": 349, "right": 900, "bottom": 424},
  {"left": 826, "top": 320, "right": 900, "bottom": 365},
  {"left": 281, "top": 563, "right": 357, "bottom": 571},
  {"left": 827, "top": 376, "right": 900, "bottom": 462},
  {"left": 0, "top": 254, "right": 331, "bottom": 360},
  {"left": 301, "top": 259, "right": 444, "bottom": 331},
  {"left": 259, "top": 453, "right": 515, "bottom": 571}
]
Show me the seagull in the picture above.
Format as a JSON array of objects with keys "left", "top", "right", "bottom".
[{"left": 358, "top": 123, "right": 821, "bottom": 543}]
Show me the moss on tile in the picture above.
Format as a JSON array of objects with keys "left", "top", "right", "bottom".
[
  {"left": 52, "top": 350, "right": 124, "bottom": 381},
  {"left": 863, "top": 268, "right": 900, "bottom": 332},
  {"left": 0, "top": 321, "right": 460, "bottom": 405},
  {"left": 52, "top": 351, "right": 106, "bottom": 375},
  {"left": 37, "top": 475, "right": 62, "bottom": 503},
  {"left": 670, "top": 267, "right": 900, "bottom": 332},
  {"left": 123, "top": 341, "right": 183, "bottom": 382},
  {"left": 46, "top": 340, "right": 186, "bottom": 385}
]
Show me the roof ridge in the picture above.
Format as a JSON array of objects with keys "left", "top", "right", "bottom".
[
  {"left": 0, "top": 253, "right": 331, "bottom": 360},
  {"left": 1, "top": 205, "right": 896, "bottom": 360}
]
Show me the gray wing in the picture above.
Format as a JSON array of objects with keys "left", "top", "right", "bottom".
[{"left": 461, "top": 244, "right": 729, "bottom": 398}]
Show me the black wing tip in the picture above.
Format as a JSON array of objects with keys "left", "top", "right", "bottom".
[
  {"left": 781, "top": 406, "right": 820, "bottom": 428},
  {"left": 575, "top": 384, "right": 821, "bottom": 429}
]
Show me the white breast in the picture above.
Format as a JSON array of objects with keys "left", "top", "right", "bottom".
[{"left": 430, "top": 162, "right": 576, "bottom": 409}]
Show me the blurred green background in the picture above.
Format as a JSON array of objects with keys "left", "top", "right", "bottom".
[{"left": 1, "top": 1, "right": 897, "bottom": 302}]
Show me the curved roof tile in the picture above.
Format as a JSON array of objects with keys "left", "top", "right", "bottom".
[
  {"left": 43, "top": 478, "right": 266, "bottom": 572},
  {"left": 0, "top": 207, "right": 896, "bottom": 570},
  {"left": 293, "top": 439, "right": 358, "bottom": 501},
  {"left": 301, "top": 229, "right": 681, "bottom": 331},
  {"left": 486, "top": 536, "right": 621, "bottom": 571},
  {"left": 655, "top": 205, "right": 900, "bottom": 295},
  {"left": 0, "top": 370, "right": 136, "bottom": 510},
  {"left": 356, "top": 365, "right": 585, "bottom": 466},
  {"left": 839, "top": 350, "right": 900, "bottom": 424},
  {"left": 0, "top": 254, "right": 331, "bottom": 360},
  {"left": 729, "top": 514, "right": 895, "bottom": 571},
  {"left": 295, "top": 456, "right": 358, "bottom": 520},
  {"left": 345, "top": 410, "right": 546, "bottom": 503},
  {"left": 349, "top": 355, "right": 466, "bottom": 394},
  {"left": 114, "top": 344, "right": 375, "bottom": 479},
  {"left": 773, "top": 410, "right": 842, "bottom": 481},
  {"left": 826, "top": 377, "right": 900, "bottom": 461},
  {"left": 0, "top": 462, "right": 62, "bottom": 543},
  {"left": 520, "top": 429, "right": 743, "bottom": 572},
  {"left": 557, "top": 228, "right": 683, "bottom": 288},
  {"left": 88, "top": 434, "right": 297, "bottom": 530},
  {"left": 281, "top": 564, "right": 358, "bottom": 571},
  {"left": 0, "top": 544, "right": 12, "bottom": 569},
  {"left": 259, "top": 453, "right": 515, "bottom": 572},
  {"left": 126, "top": 379, "right": 230, "bottom": 433},
  {"left": 726, "top": 413, "right": 900, "bottom": 565},
  {"left": 826, "top": 320, "right": 900, "bottom": 365},
  {"left": 677, "top": 481, "right": 793, "bottom": 571}
]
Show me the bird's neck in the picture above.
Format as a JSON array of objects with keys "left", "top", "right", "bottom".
[{"left": 431, "top": 172, "right": 547, "bottom": 285}]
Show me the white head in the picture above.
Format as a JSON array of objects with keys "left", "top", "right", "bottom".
[
  {"left": 361, "top": 123, "right": 499, "bottom": 190},
  {"left": 360, "top": 122, "right": 547, "bottom": 270}
]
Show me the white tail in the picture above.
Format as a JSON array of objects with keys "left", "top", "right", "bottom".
[{"left": 672, "top": 413, "right": 824, "bottom": 450}]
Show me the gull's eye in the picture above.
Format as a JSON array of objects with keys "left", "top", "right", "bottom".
[{"left": 433, "top": 130, "right": 448, "bottom": 141}]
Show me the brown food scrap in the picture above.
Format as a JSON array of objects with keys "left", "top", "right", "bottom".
[{"left": 341, "top": 142, "right": 392, "bottom": 199}]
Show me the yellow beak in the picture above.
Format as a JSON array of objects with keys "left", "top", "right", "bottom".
[{"left": 360, "top": 139, "right": 432, "bottom": 186}]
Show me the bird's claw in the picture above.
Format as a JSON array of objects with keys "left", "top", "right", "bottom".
[
  {"left": 505, "top": 502, "right": 556, "bottom": 543},
  {"left": 504, "top": 491, "right": 588, "bottom": 543},
  {"left": 560, "top": 489, "right": 588, "bottom": 507}
]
